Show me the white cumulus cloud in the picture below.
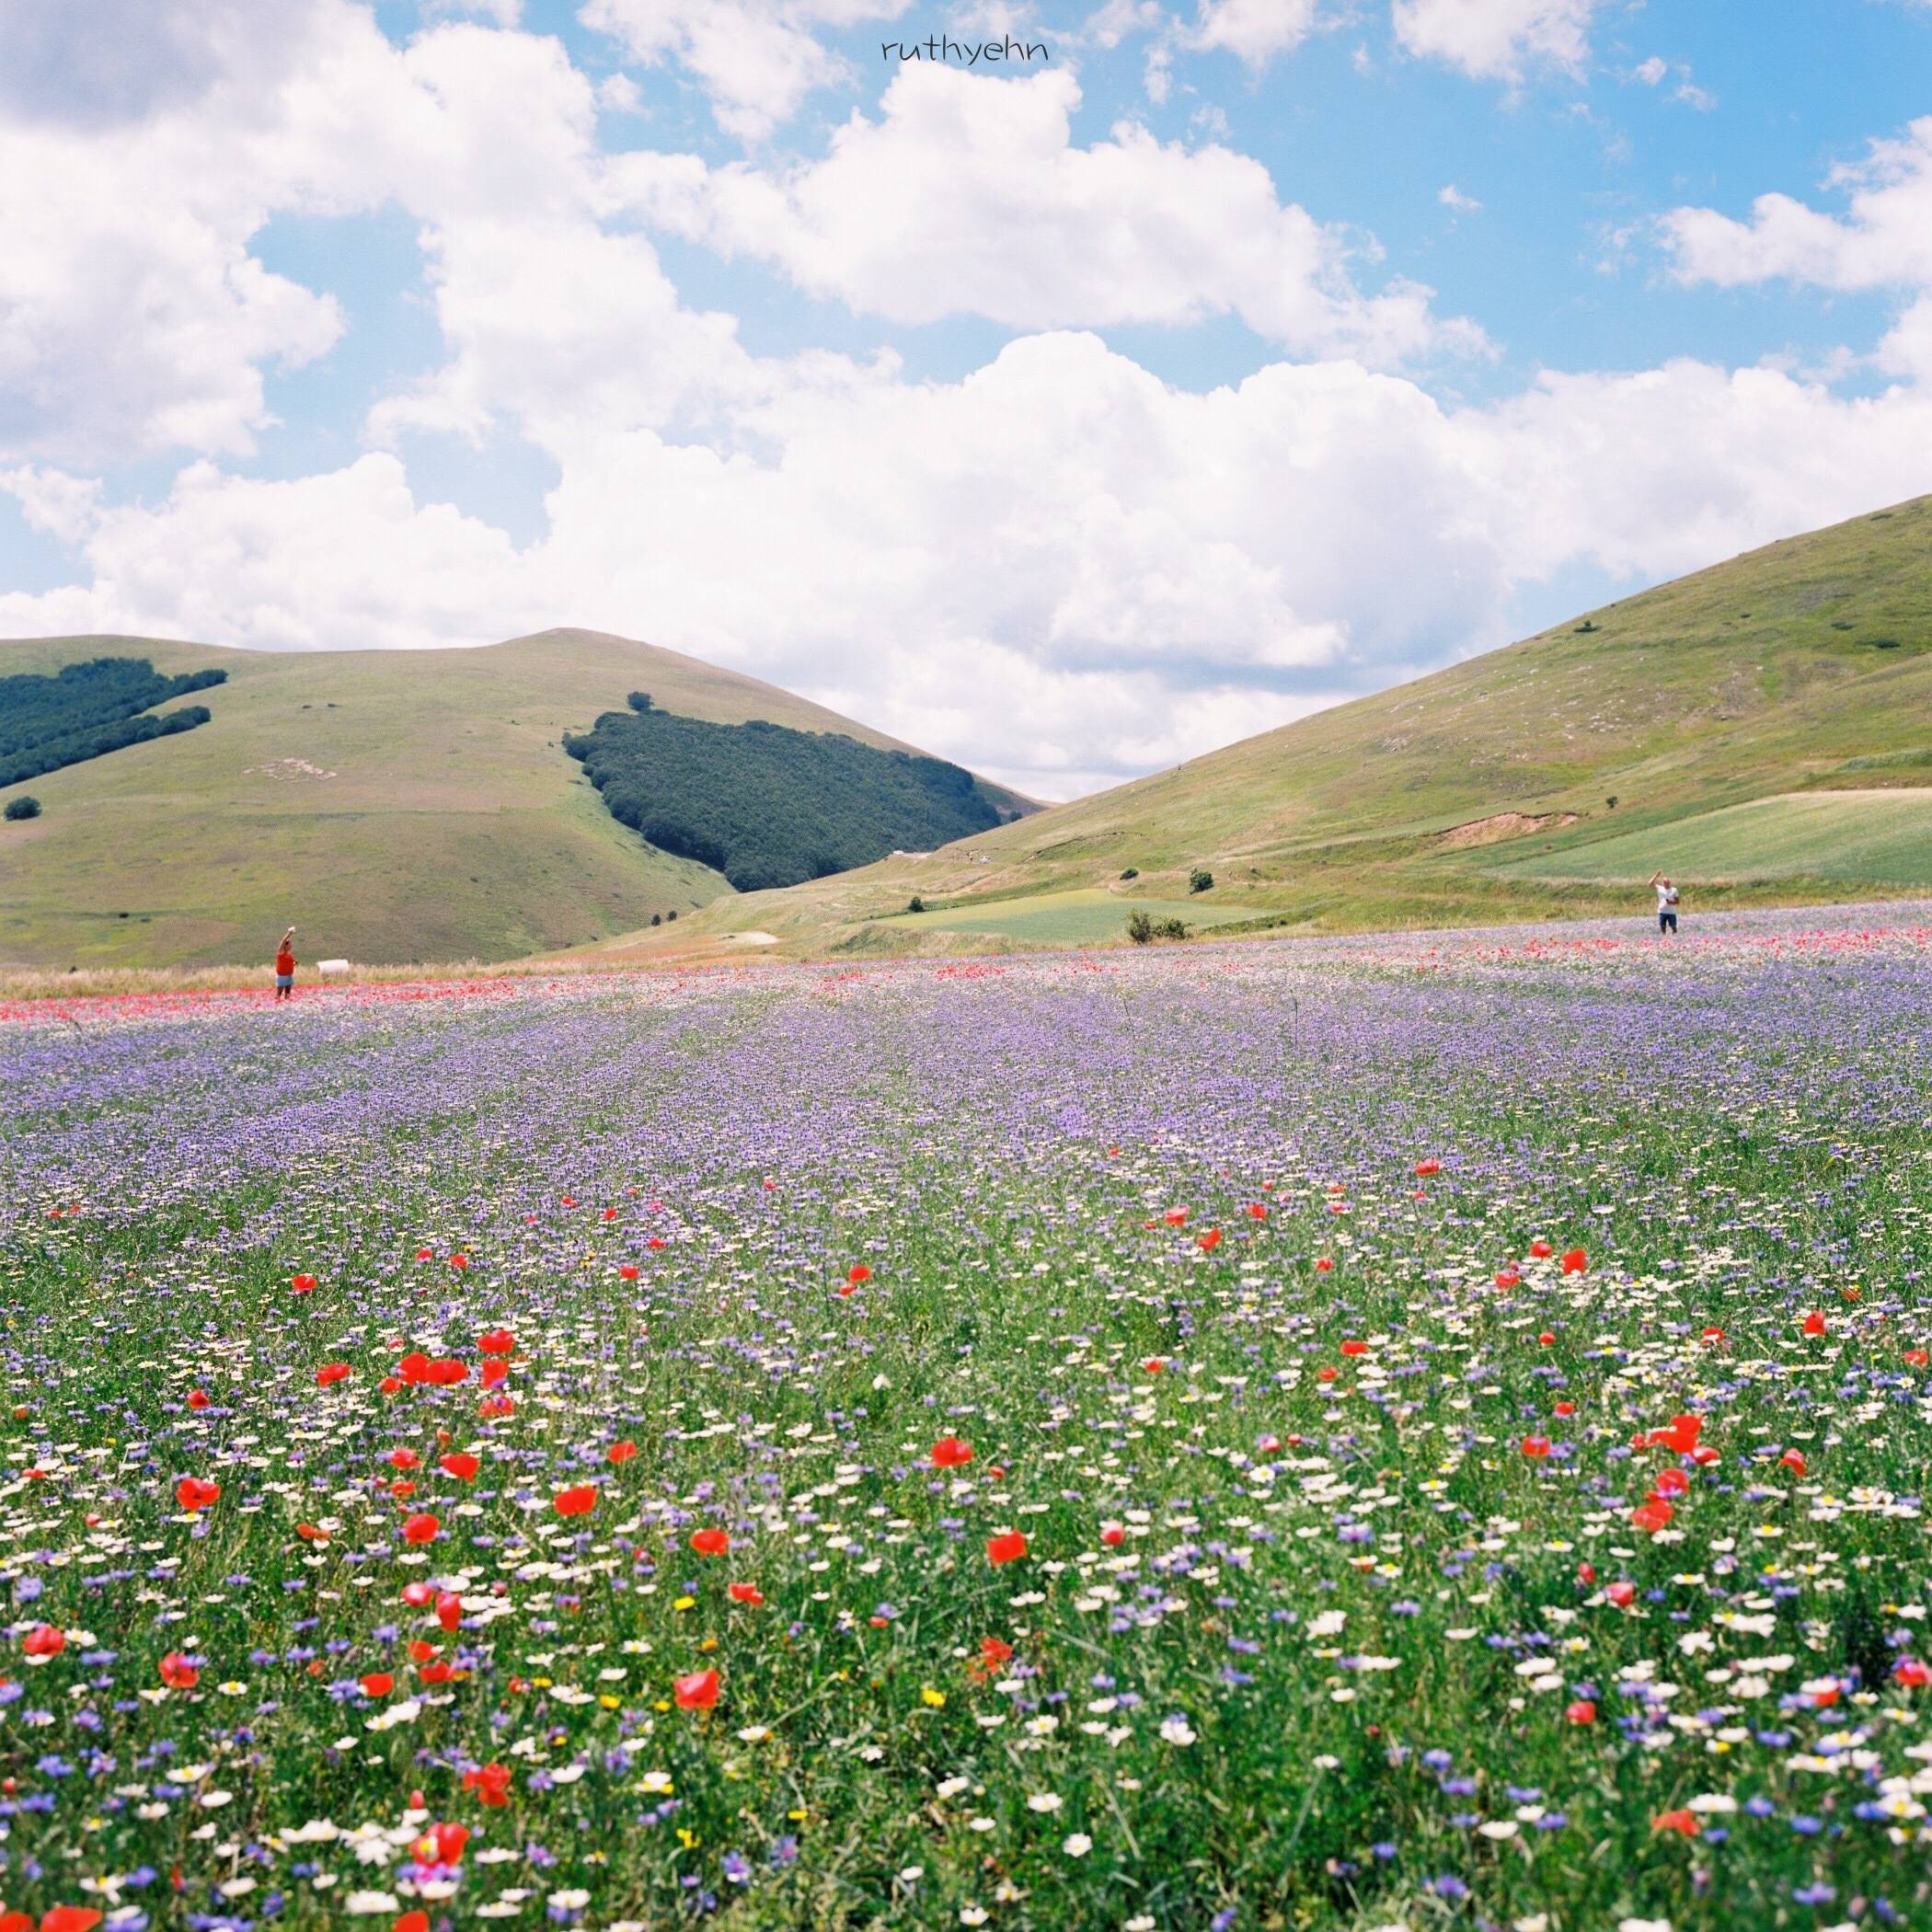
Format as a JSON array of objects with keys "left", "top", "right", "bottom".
[
  {"left": 1391, "top": 0, "right": 1602, "bottom": 82},
  {"left": 1662, "top": 116, "right": 1932, "bottom": 291},
  {"left": 615, "top": 66, "right": 1488, "bottom": 364}
]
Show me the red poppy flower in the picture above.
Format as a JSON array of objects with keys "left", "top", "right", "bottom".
[
  {"left": 480, "top": 1359, "right": 510, "bottom": 1388},
  {"left": 409, "top": 1640, "right": 436, "bottom": 1662},
  {"left": 673, "top": 1668, "right": 720, "bottom": 1710},
  {"left": 1631, "top": 1500, "right": 1674, "bottom": 1534},
  {"left": 187, "top": 1389, "right": 211, "bottom": 1410},
  {"left": 439, "top": 1453, "right": 479, "bottom": 1481},
  {"left": 388, "top": 1449, "right": 420, "bottom": 1471},
  {"left": 980, "top": 1637, "right": 1014, "bottom": 1669},
  {"left": 1528, "top": 1239, "right": 1552, "bottom": 1259},
  {"left": 608, "top": 1439, "right": 638, "bottom": 1464},
  {"left": 1906, "top": 1348, "right": 1929, "bottom": 1367},
  {"left": 602, "top": 1206, "right": 618, "bottom": 1221},
  {"left": 1652, "top": 1809, "right": 1698, "bottom": 1836},
  {"left": 159, "top": 1651, "right": 199, "bottom": 1689},
  {"left": 1163, "top": 1208, "right": 1188, "bottom": 1225},
  {"left": 396, "top": 1913, "right": 431, "bottom": 1932},
  {"left": 448, "top": 1253, "right": 468, "bottom": 1271},
  {"left": 416, "top": 1248, "right": 434, "bottom": 1261},
  {"left": 1536, "top": 1329, "right": 1555, "bottom": 1346},
  {"left": 1246, "top": 1202, "right": 1267, "bottom": 1220},
  {"left": 479, "top": 1394, "right": 515, "bottom": 1418},
  {"left": 1780, "top": 1449, "right": 1807, "bottom": 1477},
  {"left": 436, "top": 1592, "right": 463, "bottom": 1632},
  {"left": 986, "top": 1532, "right": 1028, "bottom": 1565},
  {"left": 463, "top": 1762, "right": 512, "bottom": 1806},
  {"left": 847, "top": 1264, "right": 871, "bottom": 1284},
  {"left": 291, "top": 1273, "right": 317, "bottom": 1294},
  {"left": 1701, "top": 1326, "right": 1725, "bottom": 1346},
  {"left": 477, "top": 1328, "right": 514, "bottom": 1355},
  {"left": 316, "top": 1363, "right": 352, "bottom": 1386},
  {"left": 1565, "top": 1699, "right": 1595, "bottom": 1724},
  {"left": 1575, "top": 1561, "right": 1595, "bottom": 1584},
  {"left": 1196, "top": 1228, "right": 1221, "bottom": 1252},
  {"left": 1560, "top": 1248, "right": 1587, "bottom": 1275},
  {"left": 1653, "top": 1467, "right": 1689, "bottom": 1497},
  {"left": 361, "top": 1672, "right": 395, "bottom": 1697},
  {"left": 553, "top": 1485, "right": 597, "bottom": 1517},
  {"left": 690, "top": 1528, "right": 730, "bottom": 1557},
  {"left": 1100, "top": 1522, "right": 1125, "bottom": 1547},
  {"left": 296, "top": 1523, "right": 328, "bottom": 1543},
  {"left": 729, "top": 1581, "right": 765, "bottom": 1605},
  {"left": 22, "top": 1624, "right": 65, "bottom": 1658},
  {"left": 1493, "top": 1269, "right": 1520, "bottom": 1290},
  {"left": 1414, "top": 1158, "right": 1441, "bottom": 1176},
  {"left": 39, "top": 1912, "right": 105, "bottom": 1932},
  {"left": 402, "top": 1580, "right": 436, "bottom": 1605},
  {"left": 1894, "top": 1658, "right": 1931, "bottom": 1688},
  {"left": 931, "top": 1437, "right": 974, "bottom": 1468},
  {"left": 619, "top": 1263, "right": 639, "bottom": 1281},
  {"left": 175, "top": 1477, "right": 220, "bottom": 1512},
  {"left": 1554, "top": 1400, "right": 1574, "bottom": 1417},
  {"left": 1340, "top": 1339, "right": 1367, "bottom": 1356},
  {"left": 1801, "top": 1309, "right": 1826, "bottom": 1336},
  {"left": 1141, "top": 1357, "right": 1165, "bottom": 1374},
  {"left": 1605, "top": 1581, "right": 1636, "bottom": 1607},
  {"left": 403, "top": 1512, "right": 440, "bottom": 1545},
  {"left": 1521, "top": 1435, "right": 1550, "bottom": 1458},
  {"left": 1314, "top": 1257, "right": 1333, "bottom": 1272}
]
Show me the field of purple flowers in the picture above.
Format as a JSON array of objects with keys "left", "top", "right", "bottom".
[{"left": 6, "top": 912, "right": 1932, "bottom": 1932}]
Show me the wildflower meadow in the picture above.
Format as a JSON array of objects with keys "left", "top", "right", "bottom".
[{"left": 6, "top": 911, "right": 1932, "bottom": 1932}]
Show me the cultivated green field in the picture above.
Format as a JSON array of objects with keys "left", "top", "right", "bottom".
[
  {"left": 903, "top": 889, "right": 1276, "bottom": 944},
  {"left": 1497, "top": 789, "right": 1932, "bottom": 888}
]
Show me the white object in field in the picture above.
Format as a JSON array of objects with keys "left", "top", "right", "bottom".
[{"left": 317, "top": 959, "right": 351, "bottom": 977}]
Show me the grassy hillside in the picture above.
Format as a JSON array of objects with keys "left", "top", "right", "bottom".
[
  {"left": 0, "top": 628, "right": 1018, "bottom": 969},
  {"left": 642, "top": 491, "right": 1932, "bottom": 957}
]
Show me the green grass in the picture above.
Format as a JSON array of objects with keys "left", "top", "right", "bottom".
[
  {"left": 0, "top": 629, "right": 1026, "bottom": 971},
  {"left": 667, "top": 492, "right": 1932, "bottom": 956},
  {"left": 899, "top": 889, "right": 1273, "bottom": 943},
  {"left": 1496, "top": 788, "right": 1932, "bottom": 886}
]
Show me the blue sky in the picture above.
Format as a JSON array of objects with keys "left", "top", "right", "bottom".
[{"left": 3, "top": 0, "right": 1930, "bottom": 795}]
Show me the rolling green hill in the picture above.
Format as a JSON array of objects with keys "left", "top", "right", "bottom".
[
  {"left": 0, "top": 628, "right": 1027, "bottom": 969},
  {"left": 644, "top": 491, "right": 1932, "bottom": 957}
]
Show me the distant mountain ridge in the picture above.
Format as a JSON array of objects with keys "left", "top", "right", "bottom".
[{"left": 0, "top": 627, "right": 1031, "bottom": 970}]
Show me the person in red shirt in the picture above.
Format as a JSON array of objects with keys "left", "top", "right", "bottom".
[{"left": 274, "top": 926, "right": 297, "bottom": 1000}]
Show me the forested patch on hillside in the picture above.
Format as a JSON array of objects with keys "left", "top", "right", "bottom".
[
  {"left": 563, "top": 705, "right": 1011, "bottom": 890},
  {"left": 0, "top": 656, "right": 226, "bottom": 787}
]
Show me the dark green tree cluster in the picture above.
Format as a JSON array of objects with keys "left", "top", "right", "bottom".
[
  {"left": 1126, "top": 911, "right": 1189, "bottom": 943},
  {"left": 0, "top": 657, "right": 225, "bottom": 787},
  {"left": 563, "top": 707, "right": 1007, "bottom": 891}
]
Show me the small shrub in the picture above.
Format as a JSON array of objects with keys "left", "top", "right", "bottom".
[
  {"left": 666, "top": 909, "right": 677, "bottom": 921},
  {"left": 1120, "top": 867, "right": 1138, "bottom": 880},
  {"left": 627, "top": 691, "right": 653, "bottom": 712},
  {"left": 4, "top": 795, "right": 40, "bottom": 821},
  {"left": 1189, "top": 868, "right": 1213, "bottom": 894},
  {"left": 650, "top": 913, "right": 661, "bottom": 926},
  {"left": 1155, "top": 916, "right": 1189, "bottom": 940},
  {"left": 1605, "top": 795, "right": 1618, "bottom": 811},
  {"left": 908, "top": 896, "right": 926, "bottom": 914},
  {"left": 1126, "top": 911, "right": 1154, "bottom": 944}
]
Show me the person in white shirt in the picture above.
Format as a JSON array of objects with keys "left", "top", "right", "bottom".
[{"left": 1648, "top": 872, "right": 1679, "bottom": 935}]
